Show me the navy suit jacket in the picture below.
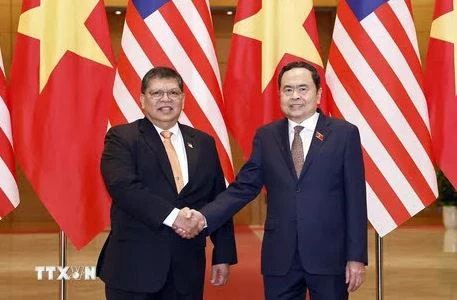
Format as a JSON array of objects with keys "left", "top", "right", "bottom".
[
  {"left": 96, "top": 118, "right": 237, "bottom": 294},
  {"left": 201, "top": 113, "right": 367, "bottom": 276}
]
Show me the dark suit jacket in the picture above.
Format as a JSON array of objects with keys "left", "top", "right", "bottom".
[
  {"left": 96, "top": 118, "right": 237, "bottom": 294},
  {"left": 201, "top": 113, "right": 367, "bottom": 276}
]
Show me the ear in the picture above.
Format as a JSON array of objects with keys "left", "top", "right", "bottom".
[
  {"left": 140, "top": 93, "right": 145, "bottom": 110},
  {"left": 316, "top": 87, "right": 322, "bottom": 105}
]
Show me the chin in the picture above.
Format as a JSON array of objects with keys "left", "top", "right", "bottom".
[{"left": 289, "top": 112, "right": 306, "bottom": 119}]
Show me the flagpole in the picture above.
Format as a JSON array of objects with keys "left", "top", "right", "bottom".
[
  {"left": 59, "top": 230, "right": 67, "bottom": 300},
  {"left": 375, "top": 232, "right": 383, "bottom": 300}
]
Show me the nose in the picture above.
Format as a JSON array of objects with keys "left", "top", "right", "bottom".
[
  {"left": 161, "top": 92, "right": 173, "bottom": 101},
  {"left": 291, "top": 88, "right": 301, "bottom": 98}
]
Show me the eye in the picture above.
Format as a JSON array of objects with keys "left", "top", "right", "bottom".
[
  {"left": 151, "top": 90, "right": 163, "bottom": 98},
  {"left": 298, "top": 87, "right": 307, "bottom": 93},
  {"left": 283, "top": 88, "right": 293, "bottom": 94},
  {"left": 169, "top": 90, "right": 181, "bottom": 97}
]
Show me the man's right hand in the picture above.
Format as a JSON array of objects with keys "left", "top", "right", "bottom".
[{"left": 172, "top": 207, "right": 205, "bottom": 239}]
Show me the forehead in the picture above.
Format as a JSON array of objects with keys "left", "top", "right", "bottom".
[
  {"left": 146, "top": 77, "right": 180, "bottom": 90},
  {"left": 280, "top": 68, "right": 314, "bottom": 87}
]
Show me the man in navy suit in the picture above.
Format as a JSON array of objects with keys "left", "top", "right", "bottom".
[
  {"left": 183, "top": 61, "right": 367, "bottom": 300},
  {"left": 96, "top": 67, "right": 237, "bottom": 300}
]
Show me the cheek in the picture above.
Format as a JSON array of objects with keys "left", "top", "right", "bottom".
[
  {"left": 142, "top": 101, "right": 157, "bottom": 113},
  {"left": 279, "top": 102, "right": 288, "bottom": 114},
  {"left": 304, "top": 97, "right": 317, "bottom": 107}
]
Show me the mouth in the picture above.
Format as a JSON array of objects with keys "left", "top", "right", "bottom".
[
  {"left": 158, "top": 106, "right": 173, "bottom": 112},
  {"left": 289, "top": 104, "right": 304, "bottom": 109}
]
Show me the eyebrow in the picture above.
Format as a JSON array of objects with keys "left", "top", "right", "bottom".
[
  {"left": 282, "top": 84, "right": 308, "bottom": 88},
  {"left": 149, "top": 88, "right": 181, "bottom": 91}
]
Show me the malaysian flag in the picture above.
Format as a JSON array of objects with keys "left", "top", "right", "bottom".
[
  {"left": 111, "top": 0, "right": 234, "bottom": 182},
  {"left": 325, "top": 0, "right": 438, "bottom": 236},
  {"left": 0, "top": 47, "right": 20, "bottom": 219}
]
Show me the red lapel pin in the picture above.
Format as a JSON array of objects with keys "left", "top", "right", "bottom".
[{"left": 315, "top": 131, "right": 324, "bottom": 141}]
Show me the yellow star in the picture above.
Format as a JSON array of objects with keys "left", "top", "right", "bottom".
[
  {"left": 18, "top": 0, "right": 112, "bottom": 92},
  {"left": 234, "top": 0, "right": 323, "bottom": 91},
  {"left": 430, "top": 0, "right": 457, "bottom": 92}
]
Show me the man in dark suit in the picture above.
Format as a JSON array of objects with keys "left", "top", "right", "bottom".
[
  {"left": 96, "top": 67, "right": 237, "bottom": 300},
  {"left": 183, "top": 61, "right": 367, "bottom": 300}
]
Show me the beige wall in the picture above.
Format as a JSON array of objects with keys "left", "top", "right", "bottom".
[{"left": 0, "top": 0, "right": 436, "bottom": 228}]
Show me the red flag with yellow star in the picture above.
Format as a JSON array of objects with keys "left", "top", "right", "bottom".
[
  {"left": 9, "top": 0, "right": 114, "bottom": 249},
  {"left": 424, "top": 0, "right": 457, "bottom": 188},
  {"left": 223, "top": 0, "right": 325, "bottom": 159}
]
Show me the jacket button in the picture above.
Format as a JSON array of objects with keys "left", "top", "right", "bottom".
[{"left": 296, "top": 187, "right": 301, "bottom": 192}]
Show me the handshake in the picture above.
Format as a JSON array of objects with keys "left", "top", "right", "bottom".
[{"left": 172, "top": 207, "right": 206, "bottom": 239}]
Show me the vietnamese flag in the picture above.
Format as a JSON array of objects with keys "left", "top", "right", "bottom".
[
  {"left": 9, "top": 0, "right": 114, "bottom": 249},
  {"left": 223, "top": 0, "right": 325, "bottom": 159},
  {"left": 424, "top": 0, "right": 457, "bottom": 188}
]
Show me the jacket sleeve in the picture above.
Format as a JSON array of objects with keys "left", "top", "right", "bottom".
[
  {"left": 343, "top": 125, "right": 368, "bottom": 265},
  {"left": 201, "top": 130, "right": 264, "bottom": 235},
  {"left": 207, "top": 138, "right": 238, "bottom": 265},
  {"left": 101, "top": 127, "right": 175, "bottom": 230}
]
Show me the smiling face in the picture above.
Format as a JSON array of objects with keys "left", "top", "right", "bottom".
[
  {"left": 279, "top": 67, "right": 321, "bottom": 123},
  {"left": 140, "top": 77, "right": 184, "bottom": 130}
]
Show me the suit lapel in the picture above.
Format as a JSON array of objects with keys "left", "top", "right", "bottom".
[
  {"left": 179, "top": 124, "right": 198, "bottom": 193},
  {"left": 139, "top": 118, "right": 176, "bottom": 192},
  {"left": 272, "top": 119, "right": 298, "bottom": 180},
  {"left": 299, "top": 113, "right": 332, "bottom": 178}
]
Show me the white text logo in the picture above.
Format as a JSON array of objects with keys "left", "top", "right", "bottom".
[{"left": 35, "top": 266, "right": 96, "bottom": 280}]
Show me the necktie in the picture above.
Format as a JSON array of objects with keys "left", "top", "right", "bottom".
[
  {"left": 291, "top": 126, "right": 305, "bottom": 177},
  {"left": 161, "top": 131, "right": 184, "bottom": 193}
]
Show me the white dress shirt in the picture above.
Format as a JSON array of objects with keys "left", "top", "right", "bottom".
[{"left": 288, "top": 112, "right": 319, "bottom": 160}]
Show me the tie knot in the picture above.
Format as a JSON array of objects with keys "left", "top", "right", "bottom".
[
  {"left": 294, "top": 126, "right": 304, "bottom": 134},
  {"left": 161, "top": 130, "right": 172, "bottom": 139}
]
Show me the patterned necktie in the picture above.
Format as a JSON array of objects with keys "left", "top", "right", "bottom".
[
  {"left": 291, "top": 126, "right": 305, "bottom": 177},
  {"left": 160, "top": 131, "right": 184, "bottom": 193}
]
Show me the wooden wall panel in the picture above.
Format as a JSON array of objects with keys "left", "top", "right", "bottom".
[
  {"left": 0, "top": 0, "right": 21, "bottom": 75},
  {"left": 316, "top": 8, "right": 336, "bottom": 66},
  {"left": 213, "top": 12, "right": 234, "bottom": 81},
  {"left": 106, "top": 9, "right": 124, "bottom": 59},
  {"left": 104, "top": 0, "right": 338, "bottom": 8},
  {"left": 0, "top": 2, "right": 12, "bottom": 75},
  {"left": 412, "top": 0, "right": 435, "bottom": 64},
  {"left": 104, "top": 0, "right": 126, "bottom": 6}
]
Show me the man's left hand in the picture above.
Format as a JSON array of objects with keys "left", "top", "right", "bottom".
[
  {"left": 210, "top": 264, "right": 230, "bottom": 286},
  {"left": 345, "top": 261, "right": 365, "bottom": 292}
]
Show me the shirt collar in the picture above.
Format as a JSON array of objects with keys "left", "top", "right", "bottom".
[
  {"left": 153, "top": 122, "right": 181, "bottom": 138},
  {"left": 288, "top": 112, "right": 320, "bottom": 133}
]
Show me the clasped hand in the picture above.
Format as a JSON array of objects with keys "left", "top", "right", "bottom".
[{"left": 172, "top": 207, "right": 205, "bottom": 239}]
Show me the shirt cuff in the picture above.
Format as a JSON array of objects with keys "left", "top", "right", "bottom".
[{"left": 163, "top": 208, "right": 180, "bottom": 227}]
